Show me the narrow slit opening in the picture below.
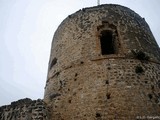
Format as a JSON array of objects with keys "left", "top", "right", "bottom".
[{"left": 50, "top": 58, "right": 57, "bottom": 69}]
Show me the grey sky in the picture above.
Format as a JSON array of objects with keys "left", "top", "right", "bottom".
[{"left": 0, "top": 0, "right": 159, "bottom": 106}]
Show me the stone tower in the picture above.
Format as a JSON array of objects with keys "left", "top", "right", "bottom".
[{"left": 44, "top": 4, "right": 160, "bottom": 119}]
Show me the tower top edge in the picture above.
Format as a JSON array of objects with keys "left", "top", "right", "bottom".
[{"left": 69, "top": 4, "right": 138, "bottom": 17}]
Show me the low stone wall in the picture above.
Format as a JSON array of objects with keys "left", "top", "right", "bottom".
[{"left": 0, "top": 98, "right": 48, "bottom": 120}]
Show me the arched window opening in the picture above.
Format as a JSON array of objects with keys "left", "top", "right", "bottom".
[{"left": 100, "top": 30, "right": 115, "bottom": 55}]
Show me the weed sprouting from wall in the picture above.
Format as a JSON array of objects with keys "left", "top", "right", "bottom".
[{"left": 131, "top": 50, "right": 150, "bottom": 61}]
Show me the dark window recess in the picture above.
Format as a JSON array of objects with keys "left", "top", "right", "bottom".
[
  {"left": 50, "top": 58, "right": 57, "bottom": 69},
  {"left": 100, "top": 30, "right": 115, "bottom": 55}
]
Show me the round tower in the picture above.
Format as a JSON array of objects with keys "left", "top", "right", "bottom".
[{"left": 44, "top": 4, "right": 160, "bottom": 119}]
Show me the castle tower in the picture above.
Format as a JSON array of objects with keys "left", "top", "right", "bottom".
[{"left": 44, "top": 4, "right": 160, "bottom": 119}]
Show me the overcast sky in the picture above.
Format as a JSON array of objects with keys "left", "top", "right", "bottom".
[{"left": 0, "top": 0, "right": 160, "bottom": 106}]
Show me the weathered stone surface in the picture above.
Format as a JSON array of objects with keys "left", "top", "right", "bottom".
[
  {"left": 0, "top": 98, "right": 48, "bottom": 120},
  {"left": 0, "top": 4, "right": 160, "bottom": 120},
  {"left": 44, "top": 4, "right": 160, "bottom": 120}
]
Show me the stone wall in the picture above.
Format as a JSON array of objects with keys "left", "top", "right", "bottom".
[
  {"left": 44, "top": 4, "right": 160, "bottom": 119},
  {"left": 0, "top": 98, "right": 48, "bottom": 120}
]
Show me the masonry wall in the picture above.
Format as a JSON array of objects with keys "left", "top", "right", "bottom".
[
  {"left": 45, "top": 4, "right": 160, "bottom": 120},
  {"left": 46, "top": 60, "right": 160, "bottom": 119},
  {"left": 0, "top": 98, "right": 48, "bottom": 120}
]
